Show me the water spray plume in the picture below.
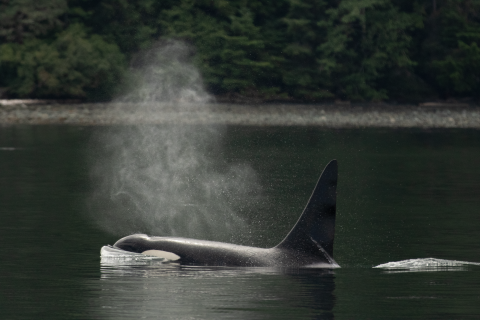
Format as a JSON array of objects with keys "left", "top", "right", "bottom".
[{"left": 88, "top": 40, "right": 262, "bottom": 243}]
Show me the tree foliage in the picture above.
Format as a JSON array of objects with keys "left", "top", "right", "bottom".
[
  {"left": 425, "top": 0, "right": 480, "bottom": 97},
  {"left": 0, "top": 24, "right": 125, "bottom": 99},
  {"left": 0, "top": 0, "right": 67, "bottom": 44},
  {"left": 158, "top": 0, "right": 283, "bottom": 97},
  {"left": 0, "top": 0, "right": 478, "bottom": 101}
]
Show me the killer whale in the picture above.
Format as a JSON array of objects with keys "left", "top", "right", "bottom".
[{"left": 112, "top": 160, "right": 339, "bottom": 268}]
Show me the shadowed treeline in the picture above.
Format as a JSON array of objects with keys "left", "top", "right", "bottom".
[{"left": 0, "top": 0, "right": 479, "bottom": 102}]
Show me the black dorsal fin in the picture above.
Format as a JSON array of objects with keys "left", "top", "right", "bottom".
[{"left": 275, "top": 160, "right": 337, "bottom": 259}]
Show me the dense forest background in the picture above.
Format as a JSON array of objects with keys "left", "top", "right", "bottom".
[{"left": 0, "top": 0, "right": 479, "bottom": 102}]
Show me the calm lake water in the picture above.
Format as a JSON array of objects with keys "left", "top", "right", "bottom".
[{"left": 1, "top": 125, "right": 480, "bottom": 319}]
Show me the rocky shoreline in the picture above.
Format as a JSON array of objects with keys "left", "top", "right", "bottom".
[{"left": 1, "top": 101, "right": 480, "bottom": 128}]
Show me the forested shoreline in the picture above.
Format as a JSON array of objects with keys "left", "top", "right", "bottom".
[{"left": 0, "top": 0, "right": 479, "bottom": 103}]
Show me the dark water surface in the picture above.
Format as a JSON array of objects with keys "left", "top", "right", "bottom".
[{"left": 1, "top": 125, "right": 480, "bottom": 319}]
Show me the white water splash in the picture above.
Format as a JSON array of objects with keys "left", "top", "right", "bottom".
[
  {"left": 375, "top": 258, "right": 480, "bottom": 272},
  {"left": 100, "top": 245, "right": 170, "bottom": 266}
]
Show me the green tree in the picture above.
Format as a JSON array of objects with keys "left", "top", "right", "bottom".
[
  {"left": 67, "top": 0, "right": 171, "bottom": 55},
  {"left": 432, "top": 41, "right": 480, "bottom": 96},
  {"left": 281, "top": 0, "right": 333, "bottom": 100},
  {"left": 0, "top": 24, "right": 125, "bottom": 99},
  {"left": 0, "top": 0, "right": 478, "bottom": 102},
  {"left": 159, "top": 0, "right": 281, "bottom": 97},
  {"left": 317, "top": 0, "right": 422, "bottom": 100},
  {"left": 279, "top": 0, "right": 422, "bottom": 101},
  {"left": 0, "top": 0, "right": 67, "bottom": 44},
  {"left": 423, "top": 0, "right": 480, "bottom": 97}
]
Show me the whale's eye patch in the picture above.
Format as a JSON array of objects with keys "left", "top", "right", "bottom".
[{"left": 142, "top": 250, "right": 181, "bottom": 261}]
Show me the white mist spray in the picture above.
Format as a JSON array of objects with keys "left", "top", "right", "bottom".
[{"left": 88, "top": 41, "right": 261, "bottom": 243}]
